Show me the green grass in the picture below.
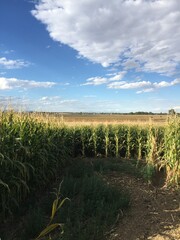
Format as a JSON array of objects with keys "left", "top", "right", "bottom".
[
  {"left": 1, "top": 159, "right": 130, "bottom": 240},
  {"left": 54, "top": 159, "right": 129, "bottom": 240},
  {"left": 92, "top": 158, "right": 141, "bottom": 176}
]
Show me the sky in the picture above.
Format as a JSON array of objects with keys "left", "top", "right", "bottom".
[{"left": 0, "top": 0, "right": 180, "bottom": 113}]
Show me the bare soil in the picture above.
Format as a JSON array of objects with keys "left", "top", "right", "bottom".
[{"left": 104, "top": 172, "right": 180, "bottom": 240}]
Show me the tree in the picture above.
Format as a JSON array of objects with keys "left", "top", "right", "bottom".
[{"left": 168, "top": 109, "right": 176, "bottom": 115}]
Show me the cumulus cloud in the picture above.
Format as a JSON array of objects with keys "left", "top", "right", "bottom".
[
  {"left": 82, "top": 77, "right": 108, "bottom": 86},
  {"left": 0, "top": 57, "right": 30, "bottom": 69},
  {"left": 82, "top": 73, "right": 180, "bottom": 92},
  {"left": 40, "top": 96, "right": 60, "bottom": 101},
  {"left": 0, "top": 95, "right": 78, "bottom": 112},
  {"left": 122, "top": 60, "right": 141, "bottom": 70},
  {"left": 82, "top": 71, "right": 126, "bottom": 86},
  {"left": 108, "top": 78, "right": 180, "bottom": 93},
  {"left": 32, "top": 0, "right": 180, "bottom": 75},
  {"left": 154, "top": 78, "right": 180, "bottom": 88},
  {"left": 108, "top": 81, "right": 151, "bottom": 89},
  {"left": 136, "top": 88, "right": 154, "bottom": 94},
  {"left": 37, "top": 96, "right": 78, "bottom": 111},
  {"left": 82, "top": 71, "right": 180, "bottom": 92},
  {"left": 109, "top": 71, "right": 126, "bottom": 81},
  {"left": 0, "top": 77, "right": 56, "bottom": 90},
  {"left": 40, "top": 96, "right": 77, "bottom": 104}
]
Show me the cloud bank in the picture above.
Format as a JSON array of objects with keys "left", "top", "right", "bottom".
[
  {"left": 0, "top": 57, "right": 30, "bottom": 69},
  {"left": 0, "top": 77, "right": 56, "bottom": 90},
  {"left": 82, "top": 74, "right": 180, "bottom": 93},
  {"left": 1, "top": 95, "right": 179, "bottom": 113},
  {"left": 32, "top": 0, "right": 180, "bottom": 75},
  {"left": 108, "top": 78, "right": 180, "bottom": 91}
]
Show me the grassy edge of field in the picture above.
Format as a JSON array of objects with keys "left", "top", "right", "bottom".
[
  {"left": 1, "top": 158, "right": 132, "bottom": 240},
  {"left": 1, "top": 157, "right": 165, "bottom": 240}
]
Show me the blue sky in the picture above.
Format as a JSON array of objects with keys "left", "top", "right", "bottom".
[{"left": 0, "top": 0, "right": 180, "bottom": 113}]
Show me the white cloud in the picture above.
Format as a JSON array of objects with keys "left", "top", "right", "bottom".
[
  {"left": 82, "top": 71, "right": 180, "bottom": 92},
  {"left": 40, "top": 96, "right": 77, "bottom": 104},
  {"left": 40, "top": 96, "right": 62, "bottom": 102},
  {"left": 0, "top": 95, "right": 78, "bottom": 112},
  {"left": 37, "top": 96, "right": 78, "bottom": 111},
  {"left": 122, "top": 60, "right": 140, "bottom": 70},
  {"left": 109, "top": 71, "right": 126, "bottom": 81},
  {"left": 0, "top": 57, "right": 30, "bottom": 69},
  {"left": 41, "top": 96, "right": 49, "bottom": 101},
  {"left": 82, "top": 77, "right": 108, "bottom": 86},
  {"left": 0, "top": 77, "right": 56, "bottom": 90},
  {"left": 173, "top": 106, "right": 180, "bottom": 110},
  {"left": 153, "top": 81, "right": 172, "bottom": 88},
  {"left": 32, "top": 0, "right": 180, "bottom": 75},
  {"left": 136, "top": 88, "right": 155, "bottom": 94},
  {"left": 82, "top": 71, "right": 180, "bottom": 93},
  {"left": 0, "top": 95, "right": 179, "bottom": 113},
  {"left": 82, "top": 71, "right": 126, "bottom": 86},
  {"left": 154, "top": 78, "right": 180, "bottom": 88},
  {"left": 172, "top": 78, "right": 180, "bottom": 85},
  {"left": 108, "top": 78, "right": 180, "bottom": 92},
  {"left": 108, "top": 81, "right": 151, "bottom": 89}
]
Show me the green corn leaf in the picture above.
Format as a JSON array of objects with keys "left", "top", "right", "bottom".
[
  {"left": 35, "top": 223, "right": 63, "bottom": 239},
  {"left": 57, "top": 197, "right": 70, "bottom": 211},
  {"left": 50, "top": 199, "right": 58, "bottom": 221}
]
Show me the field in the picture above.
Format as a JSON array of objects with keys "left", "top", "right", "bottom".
[
  {"left": 0, "top": 111, "right": 179, "bottom": 239},
  {"left": 34, "top": 113, "right": 169, "bottom": 126}
]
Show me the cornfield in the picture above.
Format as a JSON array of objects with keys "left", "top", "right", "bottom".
[{"left": 0, "top": 111, "right": 179, "bottom": 222}]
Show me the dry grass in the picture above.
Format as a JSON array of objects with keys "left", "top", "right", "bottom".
[{"left": 28, "top": 113, "right": 169, "bottom": 126}]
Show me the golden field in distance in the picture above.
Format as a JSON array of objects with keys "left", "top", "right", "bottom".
[{"left": 32, "top": 113, "right": 172, "bottom": 126}]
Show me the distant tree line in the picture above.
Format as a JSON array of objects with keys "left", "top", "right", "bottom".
[{"left": 15, "top": 109, "right": 179, "bottom": 116}]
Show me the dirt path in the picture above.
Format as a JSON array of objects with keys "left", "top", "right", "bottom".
[{"left": 104, "top": 172, "right": 180, "bottom": 240}]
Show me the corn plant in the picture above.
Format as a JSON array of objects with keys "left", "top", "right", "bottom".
[
  {"left": 0, "top": 112, "right": 68, "bottom": 221},
  {"left": 137, "top": 127, "right": 143, "bottom": 161},
  {"left": 114, "top": 126, "right": 119, "bottom": 158},
  {"left": 0, "top": 111, "right": 179, "bottom": 224},
  {"left": 162, "top": 116, "right": 180, "bottom": 186},
  {"left": 104, "top": 126, "right": 109, "bottom": 158},
  {"left": 92, "top": 126, "right": 98, "bottom": 157},
  {"left": 35, "top": 181, "right": 69, "bottom": 240}
]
